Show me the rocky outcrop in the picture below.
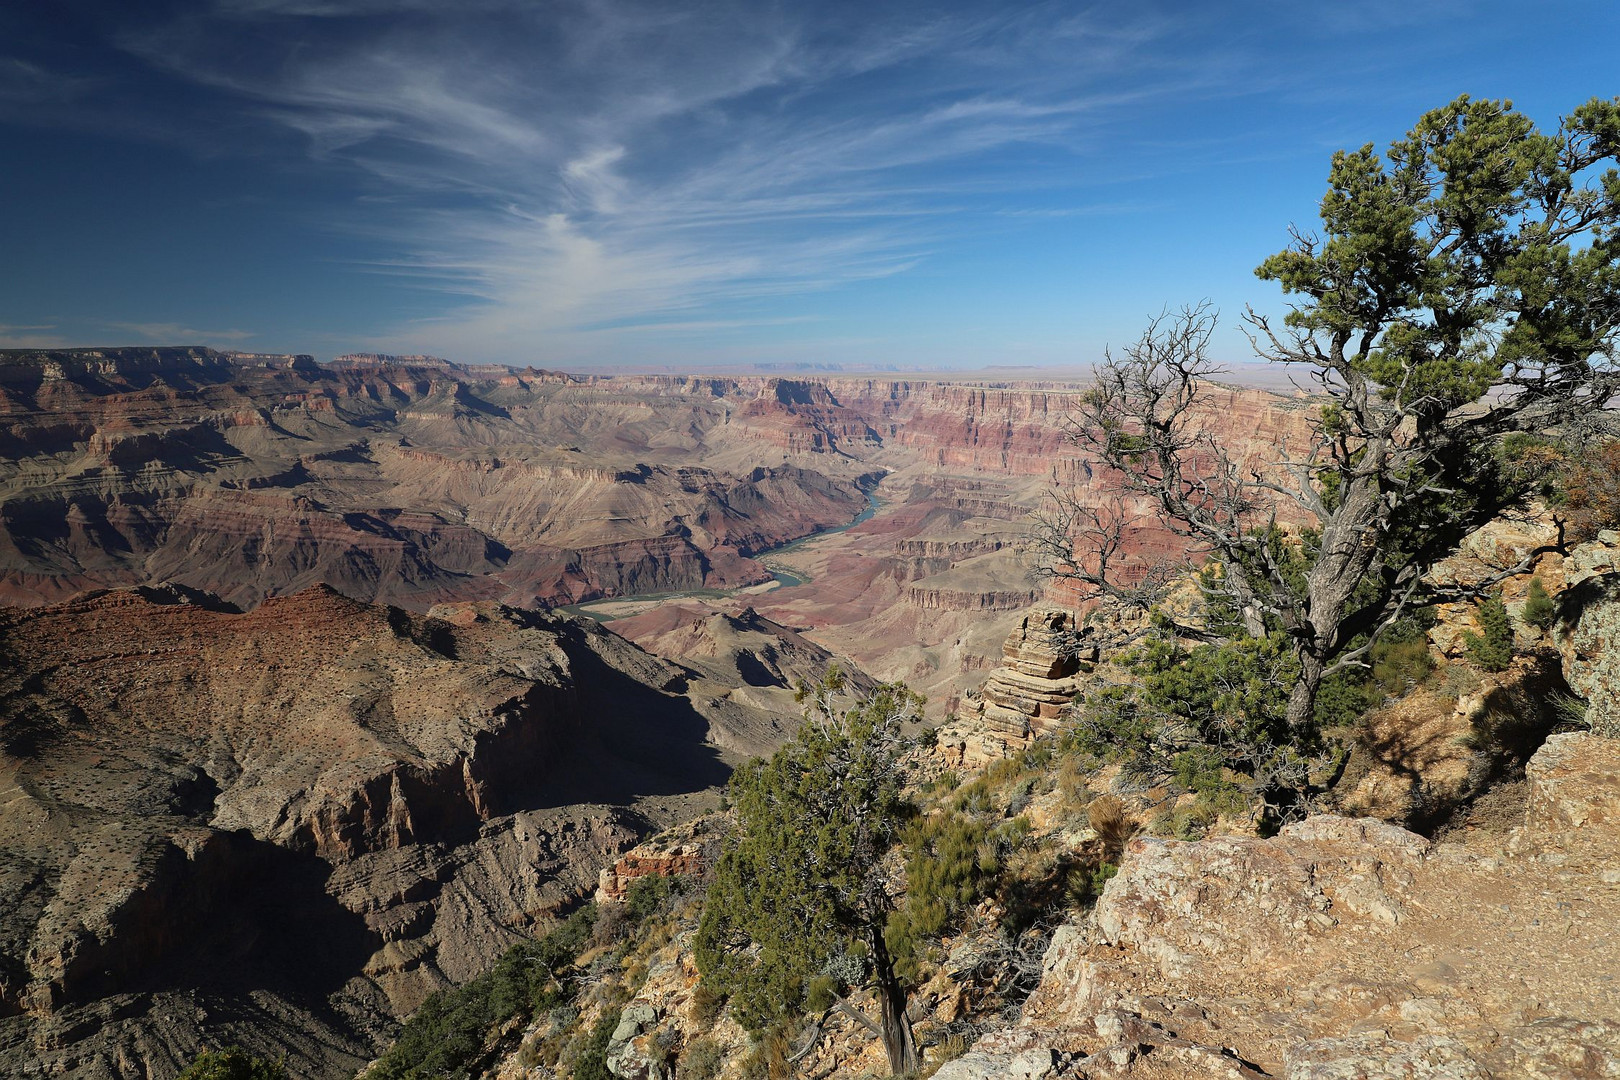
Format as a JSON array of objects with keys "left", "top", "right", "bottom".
[
  {"left": 1336, "top": 649, "right": 1571, "bottom": 831},
  {"left": 0, "top": 585, "right": 761, "bottom": 1079},
  {"left": 1555, "top": 530, "right": 1620, "bottom": 737},
  {"left": 940, "top": 609, "right": 1094, "bottom": 766},
  {"left": 936, "top": 733, "right": 1620, "bottom": 1080},
  {"left": 978, "top": 610, "right": 1090, "bottom": 737},
  {"left": 595, "top": 818, "right": 721, "bottom": 905}
]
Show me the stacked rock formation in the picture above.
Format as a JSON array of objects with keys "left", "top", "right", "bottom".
[
  {"left": 979, "top": 609, "right": 1089, "bottom": 741},
  {"left": 937, "top": 609, "right": 1093, "bottom": 767}
]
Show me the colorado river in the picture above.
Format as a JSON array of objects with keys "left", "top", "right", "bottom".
[{"left": 556, "top": 488, "right": 882, "bottom": 623}]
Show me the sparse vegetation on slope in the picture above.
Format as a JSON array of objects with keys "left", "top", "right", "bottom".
[
  {"left": 363, "top": 904, "right": 598, "bottom": 1080},
  {"left": 178, "top": 1048, "right": 290, "bottom": 1080},
  {"left": 695, "top": 674, "right": 926, "bottom": 1074}
]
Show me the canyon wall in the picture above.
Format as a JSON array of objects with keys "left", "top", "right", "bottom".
[
  {"left": 0, "top": 352, "right": 1314, "bottom": 622},
  {"left": 0, "top": 583, "right": 789, "bottom": 1078}
]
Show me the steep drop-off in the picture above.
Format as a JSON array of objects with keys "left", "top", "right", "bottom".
[{"left": 0, "top": 583, "right": 800, "bottom": 1078}]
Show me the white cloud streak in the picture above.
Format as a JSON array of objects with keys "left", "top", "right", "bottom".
[
  {"left": 107, "top": 322, "right": 258, "bottom": 343},
  {"left": 100, "top": 1, "right": 1219, "bottom": 362}
]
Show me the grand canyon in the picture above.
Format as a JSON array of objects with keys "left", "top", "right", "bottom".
[
  {"left": 4, "top": 8, "right": 1620, "bottom": 1079},
  {"left": 0, "top": 345, "right": 1327, "bottom": 1075},
  {"left": 5, "top": 338, "right": 1618, "bottom": 1080}
]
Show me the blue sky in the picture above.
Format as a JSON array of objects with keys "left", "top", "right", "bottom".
[{"left": 1, "top": 1, "right": 1616, "bottom": 370}]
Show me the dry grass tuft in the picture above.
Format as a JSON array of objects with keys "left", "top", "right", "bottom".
[{"left": 1088, "top": 794, "right": 1136, "bottom": 859}]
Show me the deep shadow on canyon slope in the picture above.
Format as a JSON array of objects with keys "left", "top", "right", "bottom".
[{"left": 0, "top": 581, "right": 846, "bottom": 1078}]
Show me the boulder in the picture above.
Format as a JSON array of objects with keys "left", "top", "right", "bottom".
[{"left": 1555, "top": 531, "right": 1620, "bottom": 737}]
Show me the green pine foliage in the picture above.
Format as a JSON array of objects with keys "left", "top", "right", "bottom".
[
  {"left": 1464, "top": 593, "right": 1514, "bottom": 672},
  {"left": 1522, "top": 577, "right": 1556, "bottom": 630},
  {"left": 178, "top": 1048, "right": 289, "bottom": 1080},
  {"left": 884, "top": 810, "right": 1032, "bottom": 979},
  {"left": 363, "top": 903, "right": 598, "bottom": 1080},
  {"left": 694, "top": 677, "right": 919, "bottom": 1029},
  {"left": 1063, "top": 550, "right": 1443, "bottom": 829},
  {"left": 694, "top": 673, "right": 925, "bottom": 1074}
]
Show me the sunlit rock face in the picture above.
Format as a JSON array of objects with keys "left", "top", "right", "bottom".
[
  {"left": 0, "top": 351, "right": 869, "bottom": 610},
  {"left": 0, "top": 351, "right": 1316, "bottom": 619},
  {"left": 935, "top": 731, "right": 1620, "bottom": 1080},
  {"left": 1555, "top": 530, "right": 1620, "bottom": 738},
  {"left": 0, "top": 350, "right": 1336, "bottom": 1075}
]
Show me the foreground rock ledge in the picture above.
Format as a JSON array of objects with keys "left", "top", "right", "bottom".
[{"left": 938, "top": 733, "right": 1620, "bottom": 1080}]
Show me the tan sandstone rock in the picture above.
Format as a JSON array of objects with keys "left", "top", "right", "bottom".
[{"left": 936, "top": 733, "right": 1620, "bottom": 1080}]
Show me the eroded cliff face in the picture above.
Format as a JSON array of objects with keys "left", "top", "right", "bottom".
[
  {"left": 0, "top": 351, "right": 1315, "bottom": 626},
  {"left": 0, "top": 352, "right": 869, "bottom": 610},
  {"left": 0, "top": 351, "right": 1339, "bottom": 1075},
  {"left": 0, "top": 584, "right": 770, "bottom": 1078}
]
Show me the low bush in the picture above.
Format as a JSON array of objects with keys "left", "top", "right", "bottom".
[
  {"left": 1522, "top": 577, "right": 1556, "bottom": 630},
  {"left": 570, "top": 1011, "right": 621, "bottom": 1080},
  {"left": 177, "top": 1048, "right": 288, "bottom": 1080},
  {"left": 1464, "top": 593, "right": 1513, "bottom": 672},
  {"left": 1086, "top": 795, "right": 1135, "bottom": 860},
  {"left": 364, "top": 903, "right": 598, "bottom": 1080}
]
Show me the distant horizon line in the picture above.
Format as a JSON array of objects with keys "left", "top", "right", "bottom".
[{"left": 1, "top": 341, "right": 1292, "bottom": 381}]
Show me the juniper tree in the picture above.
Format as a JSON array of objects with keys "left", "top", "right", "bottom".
[
  {"left": 1037, "top": 95, "right": 1620, "bottom": 737},
  {"left": 694, "top": 673, "right": 924, "bottom": 1076}
]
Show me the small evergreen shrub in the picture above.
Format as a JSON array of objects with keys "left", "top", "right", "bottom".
[
  {"left": 624, "top": 873, "right": 680, "bottom": 926},
  {"left": 1522, "top": 577, "right": 1556, "bottom": 630},
  {"left": 1464, "top": 593, "right": 1513, "bottom": 672},
  {"left": 177, "top": 1048, "right": 288, "bottom": 1080},
  {"left": 570, "top": 1011, "right": 621, "bottom": 1080}
]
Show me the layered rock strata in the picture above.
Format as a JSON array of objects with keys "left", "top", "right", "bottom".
[
  {"left": 0, "top": 350, "right": 870, "bottom": 610},
  {"left": 0, "top": 584, "right": 765, "bottom": 1079},
  {"left": 979, "top": 609, "right": 1089, "bottom": 737},
  {"left": 594, "top": 817, "right": 721, "bottom": 905},
  {"left": 0, "top": 349, "right": 1317, "bottom": 622},
  {"left": 941, "top": 609, "right": 1092, "bottom": 765}
]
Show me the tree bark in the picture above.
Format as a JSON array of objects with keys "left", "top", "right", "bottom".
[
  {"left": 867, "top": 923, "right": 918, "bottom": 1076},
  {"left": 1284, "top": 652, "right": 1323, "bottom": 736}
]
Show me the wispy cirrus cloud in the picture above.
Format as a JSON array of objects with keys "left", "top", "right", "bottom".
[
  {"left": 74, "top": 0, "right": 1209, "bottom": 361},
  {"left": 107, "top": 322, "right": 257, "bottom": 344},
  {"left": 1, "top": 0, "right": 1606, "bottom": 365}
]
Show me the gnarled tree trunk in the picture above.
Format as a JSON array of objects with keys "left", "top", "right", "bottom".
[{"left": 868, "top": 923, "right": 917, "bottom": 1076}]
